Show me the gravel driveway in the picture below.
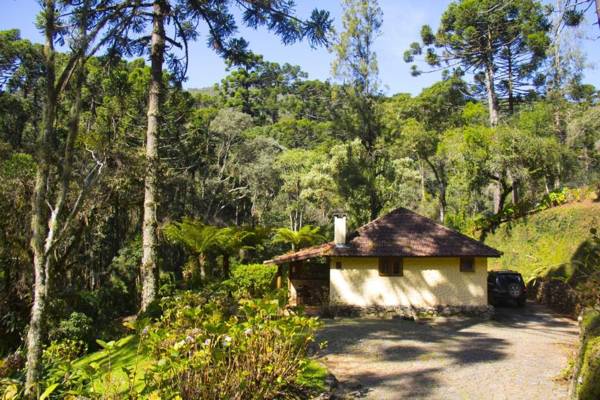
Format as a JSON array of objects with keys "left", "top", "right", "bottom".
[{"left": 317, "top": 302, "right": 578, "bottom": 400}]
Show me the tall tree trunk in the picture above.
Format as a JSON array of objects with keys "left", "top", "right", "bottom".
[
  {"left": 369, "top": 189, "right": 380, "bottom": 221},
  {"left": 198, "top": 253, "right": 207, "bottom": 282},
  {"left": 140, "top": 0, "right": 166, "bottom": 312},
  {"left": 484, "top": 61, "right": 499, "bottom": 127},
  {"left": 506, "top": 46, "right": 515, "bottom": 115},
  {"left": 25, "top": 2, "right": 56, "bottom": 394},
  {"left": 482, "top": 177, "right": 513, "bottom": 241},
  {"left": 484, "top": 29, "right": 499, "bottom": 126},
  {"left": 424, "top": 158, "right": 446, "bottom": 223},
  {"left": 222, "top": 254, "right": 230, "bottom": 278},
  {"left": 26, "top": 54, "right": 88, "bottom": 397},
  {"left": 508, "top": 169, "right": 519, "bottom": 206},
  {"left": 419, "top": 159, "right": 426, "bottom": 203},
  {"left": 493, "top": 182, "right": 501, "bottom": 214},
  {"left": 551, "top": 0, "right": 568, "bottom": 145},
  {"left": 496, "top": 180, "right": 512, "bottom": 220},
  {"left": 439, "top": 183, "right": 447, "bottom": 224}
]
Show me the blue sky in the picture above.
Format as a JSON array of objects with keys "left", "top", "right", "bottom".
[{"left": 2, "top": 0, "right": 599, "bottom": 95}]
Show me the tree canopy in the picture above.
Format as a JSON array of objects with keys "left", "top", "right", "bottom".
[{"left": 0, "top": 0, "right": 599, "bottom": 396}]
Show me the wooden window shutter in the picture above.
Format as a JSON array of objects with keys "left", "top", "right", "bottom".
[
  {"left": 379, "top": 257, "right": 403, "bottom": 276},
  {"left": 393, "top": 258, "right": 403, "bottom": 276},
  {"left": 460, "top": 257, "right": 475, "bottom": 273}
]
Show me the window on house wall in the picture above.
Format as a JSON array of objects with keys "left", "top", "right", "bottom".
[
  {"left": 379, "top": 257, "right": 403, "bottom": 276},
  {"left": 460, "top": 257, "right": 475, "bottom": 272}
]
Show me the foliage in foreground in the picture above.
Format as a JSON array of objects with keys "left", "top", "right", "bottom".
[
  {"left": 575, "top": 309, "right": 600, "bottom": 400},
  {"left": 0, "top": 284, "right": 323, "bottom": 400},
  {"left": 143, "top": 291, "right": 322, "bottom": 399}
]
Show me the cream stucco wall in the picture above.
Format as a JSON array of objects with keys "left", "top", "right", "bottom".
[{"left": 329, "top": 257, "right": 488, "bottom": 307}]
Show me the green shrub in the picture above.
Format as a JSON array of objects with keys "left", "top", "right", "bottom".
[
  {"left": 15, "top": 337, "right": 143, "bottom": 399},
  {"left": 2, "top": 343, "right": 96, "bottom": 400},
  {"left": 142, "top": 290, "right": 321, "bottom": 399},
  {"left": 226, "top": 263, "right": 278, "bottom": 299},
  {"left": 43, "top": 339, "right": 87, "bottom": 366},
  {"left": 578, "top": 309, "right": 600, "bottom": 400},
  {"left": 49, "top": 312, "right": 94, "bottom": 344},
  {"left": 0, "top": 352, "right": 24, "bottom": 379},
  {"left": 568, "top": 187, "right": 594, "bottom": 202},
  {"left": 534, "top": 186, "right": 595, "bottom": 212},
  {"left": 1, "top": 287, "right": 323, "bottom": 399},
  {"left": 537, "top": 187, "right": 569, "bottom": 211}
]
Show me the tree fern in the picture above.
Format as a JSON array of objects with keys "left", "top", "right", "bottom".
[{"left": 272, "top": 225, "right": 325, "bottom": 251}]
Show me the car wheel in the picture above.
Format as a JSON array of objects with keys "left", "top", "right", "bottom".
[{"left": 508, "top": 283, "right": 522, "bottom": 299}]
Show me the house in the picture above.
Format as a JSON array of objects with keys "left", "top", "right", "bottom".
[{"left": 268, "top": 208, "right": 501, "bottom": 317}]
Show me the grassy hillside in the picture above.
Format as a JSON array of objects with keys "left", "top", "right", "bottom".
[
  {"left": 72, "top": 335, "right": 150, "bottom": 395},
  {"left": 577, "top": 309, "right": 600, "bottom": 400},
  {"left": 486, "top": 201, "right": 600, "bottom": 281},
  {"left": 486, "top": 201, "right": 600, "bottom": 400}
]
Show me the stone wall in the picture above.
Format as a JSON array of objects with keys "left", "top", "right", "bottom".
[
  {"left": 527, "top": 277, "right": 581, "bottom": 317},
  {"left": 324, "top": 304, "right": 494, "bottom": 320}
]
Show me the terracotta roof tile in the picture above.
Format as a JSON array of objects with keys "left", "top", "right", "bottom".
[{"left": 270, "top": 207, "right": 501, "bottom": 264}]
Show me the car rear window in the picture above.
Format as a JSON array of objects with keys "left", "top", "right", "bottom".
[{"left": 497, "top": 274, "right": 523, "bottom": 285}]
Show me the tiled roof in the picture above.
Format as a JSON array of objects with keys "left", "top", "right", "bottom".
[{"left": 269, "top": 207, "right": 501, "bottom": 264}]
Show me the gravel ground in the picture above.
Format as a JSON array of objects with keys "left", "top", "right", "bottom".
[{"left": 317, "top": 302, "right": 578, "bottom": 400}]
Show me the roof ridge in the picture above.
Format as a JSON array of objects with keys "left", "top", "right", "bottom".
[
  {"left": 401, "top": 208, "right": 499, "bottom": 252},
  {"left": 269, "top": 207, "right": 501, "bottom": 264},
  {"left": 356, "top": 207, "right": 407, "bottom": 233},
  {"left": 356, "top": 207, "right": 499, "bottom": 254}
]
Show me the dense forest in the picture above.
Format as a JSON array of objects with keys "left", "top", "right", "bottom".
[{"left": 1, "top": 0, "right": 599, "bottom": 398}]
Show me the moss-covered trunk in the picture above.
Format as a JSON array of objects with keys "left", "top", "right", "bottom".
[
  {"left": 140, "top": 0, "right": 166, "bottom": 312},
  {"left": 25, "top": 2, "right": 57, "bottom": 394}
]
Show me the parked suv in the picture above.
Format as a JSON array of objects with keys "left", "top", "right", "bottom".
[{"left": 488, "top": 270, "right": 527, "bottom": 307}]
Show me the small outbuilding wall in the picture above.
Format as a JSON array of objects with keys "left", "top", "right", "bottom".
[
  {"left": 329, "top": 256, "right": 488, "bottom": 308},
  {"left": 287, "top": 260, "right": 329, "bottom": 307}
]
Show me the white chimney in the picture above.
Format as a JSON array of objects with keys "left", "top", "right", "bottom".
[{"left": 334, "top": 214, "right": 347, "bottom": 246}]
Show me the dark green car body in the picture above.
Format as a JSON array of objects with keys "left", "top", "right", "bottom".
[{"left": 488, "top": 270, "right": 527, "bottom": 307}]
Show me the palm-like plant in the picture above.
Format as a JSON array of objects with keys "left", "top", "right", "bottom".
[
  {"left": 216, "top": 227, "right": 255, "bottom": 278},
  {"left": 164, "top": 219, "right": 257, "bottom": 281},
  {"left": 163, "top": 218, "right": 225, "bottom": 282},
  {"left": 272, "top": 225, "right": 325, "bottom": 251}
]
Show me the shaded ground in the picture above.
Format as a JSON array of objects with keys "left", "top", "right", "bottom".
[{"left": 317, "top": 302, "right": 578, "bottom": 399}]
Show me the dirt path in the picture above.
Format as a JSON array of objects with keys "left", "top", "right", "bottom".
[{"left": 318, "top": 302, "right": 578, "bottom": 400}]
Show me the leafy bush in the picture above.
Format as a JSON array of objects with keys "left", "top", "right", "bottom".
[
  {"left": 567, "top": 186, "right": 595, "bottom": 203},
  {"left": 571, "top": 230, "right": 600, "bottom": 309},
  {"left": 0, "top": 352, "right": 24, "bottom": 379},
  {"left": 577, "top": 309, "right": 600, "bottom": 400},
  {"left": 1, "top": 344, "right": 94, "bottom": 400},
  {"left": 43, "top": 339, "right": 87, "bottom": 366},
  {"left": 537, "top": 187, "right": 569, "bottom": 211},
  {"left": 142, "top": 290, "right": 322, "bottom": 399},
  {"left": 226, "top": 263, "right": 278, "bottom": 299},
  {"left": 49, "top": 312, "right": 94, "bottom": 344},
  {"left": 1, "top": 337, "right": 147, "bottom": 399}
]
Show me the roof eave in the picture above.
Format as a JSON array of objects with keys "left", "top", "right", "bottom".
[{"left": 272, "top": 251, "right": 502, "bottom": 263}]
